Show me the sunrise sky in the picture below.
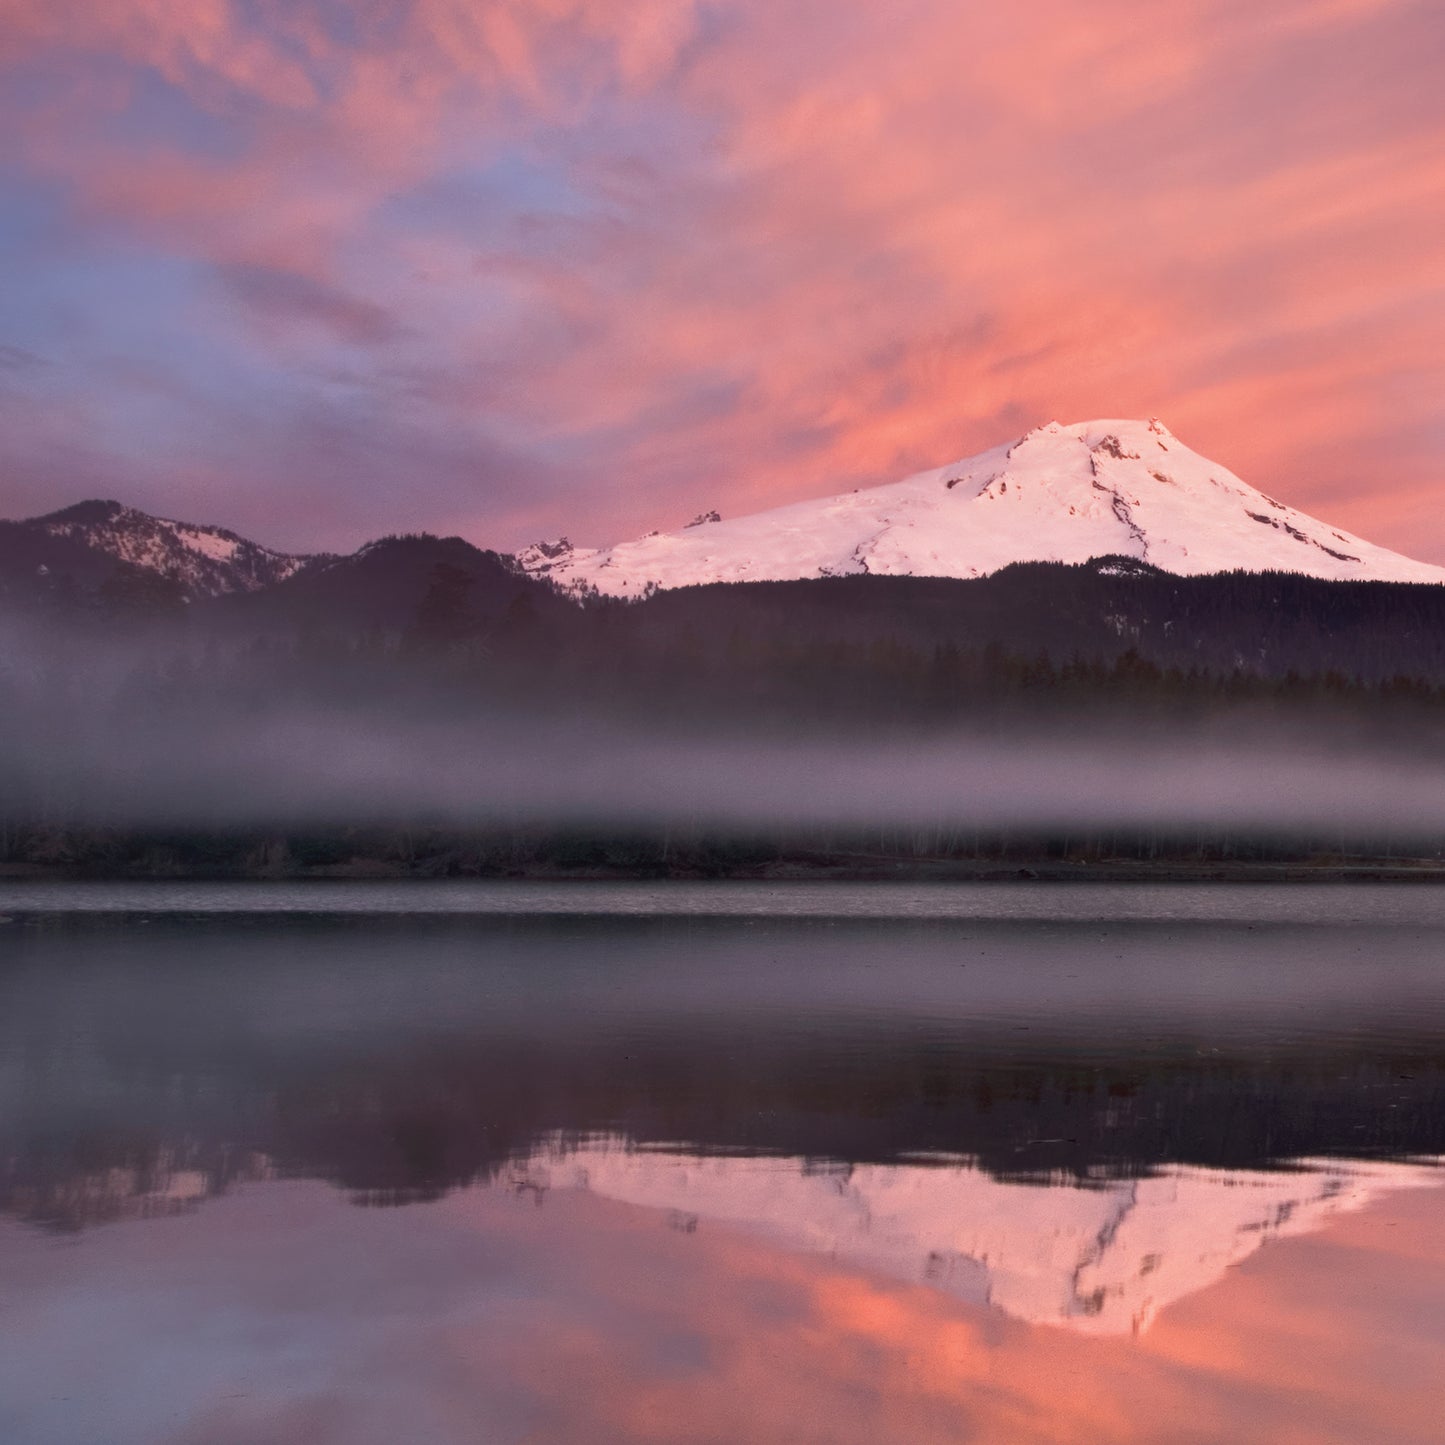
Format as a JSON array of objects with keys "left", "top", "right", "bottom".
[{"left": 2, "top": 0, "right": 1442, "bottom": 557}]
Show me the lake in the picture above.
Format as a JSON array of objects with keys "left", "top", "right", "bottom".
[{"left": 2, "top": 882, "right": 1444, "bottom": 1443}]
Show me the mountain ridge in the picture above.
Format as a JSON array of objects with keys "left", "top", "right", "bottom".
[
  {"left": 6, "top": 417, "right": 1444, "bottom": 610},
  {"left": 10, "top": 497, "right": 320, "bottom": 602},
  {"left": 5, "top": 418, "right": 1444, "bottom": 633},
  {"left": 516, "top": 419, "right": 1445, "bottom": 595}
]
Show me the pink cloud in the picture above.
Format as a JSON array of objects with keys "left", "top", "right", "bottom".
[{"left": 0, "top": 0, "right": 1441, "bottom": 557}]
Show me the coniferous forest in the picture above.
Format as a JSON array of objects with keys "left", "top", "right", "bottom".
[{"left": 6, "top": 536, "right": 1445, "bottom": 877}]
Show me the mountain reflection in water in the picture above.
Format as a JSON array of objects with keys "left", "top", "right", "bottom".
[
  {"left": 504, "top": 1141, "right": 1441, "bottom": 1336},
  {"left": 3, "top": 886, "right": 1445, "bottom": 1442}
]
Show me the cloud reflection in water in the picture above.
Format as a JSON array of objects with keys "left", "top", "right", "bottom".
[{"left": 2, "top": 1167, "right": 1444, "bottom": 1445}]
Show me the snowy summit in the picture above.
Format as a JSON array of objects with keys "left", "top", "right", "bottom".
[{"left": 517, "top": 419, "right": 1445, "bottom": 596}]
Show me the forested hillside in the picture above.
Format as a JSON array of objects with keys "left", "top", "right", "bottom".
[{"left": 5, "top": 547, "right": 1445, "bottom": 877}]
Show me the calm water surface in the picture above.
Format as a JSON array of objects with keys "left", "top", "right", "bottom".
[{"left": 2, "top": 883, "right": 1444, "bottom": 1444}]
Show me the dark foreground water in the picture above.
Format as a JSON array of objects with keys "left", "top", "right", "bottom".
[{"left": 2, "top": 883, "right": 1444, "bottom": 1444}]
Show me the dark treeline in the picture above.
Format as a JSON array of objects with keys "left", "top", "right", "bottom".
[
  {"left": 5, "top": 540, "right": 1445, "bottom": 873},
  {"left": 14, "top": 824, "right": 1442, "bottom": 882},
  {"left": 14, "top": 534, "right": 1445, "bottom": 685},
  {"left": 103, "top": 546, "right": 1445, "bottom": 729},
  {"left": 613, "top": 561, "right": 1445, "bottom": 685},
  {"left": 41, "top": 546, "right": 1445, "bottom": 753},
  {"left": 218, "top": 550, "right": 1445, "bottom": 700},
  {"left": 198, "top": 548, "right": 1445, "bottom": 733}
]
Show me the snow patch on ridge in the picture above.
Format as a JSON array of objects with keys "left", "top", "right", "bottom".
[{"left": 26, "top": 501, "right": 311, "bottom": 599}]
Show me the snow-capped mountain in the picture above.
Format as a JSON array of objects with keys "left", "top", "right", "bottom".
[
  {"left": 510, "top": 1139, "right": 1441, "bottom": 1335},
  {"left": 517, "top": 419, "right": 1445, "bottom": 596},
  {"left": 16, "top": 499, "right": 315, "bottom": 600}
]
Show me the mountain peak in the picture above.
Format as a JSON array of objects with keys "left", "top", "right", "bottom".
[
  {"left": 14, "top": 499, "right": 315, "bottom": 600},
  {"left": 34, "top": 499, "right": 132, "bottom": 526},
  {"left": 518, "top": 418, "right": 1445, "bottom": 596}
]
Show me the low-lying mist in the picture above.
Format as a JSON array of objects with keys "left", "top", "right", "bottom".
[
  {"left": 3, "top": 614, "right": 1444, "bottom": 861},
  {"left": 4, "top": 699, "right": 1445, "bottom": 840}
]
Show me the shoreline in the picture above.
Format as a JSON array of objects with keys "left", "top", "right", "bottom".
[{"left": 5, "top": 857, "right": 1445, "bottom": 885}]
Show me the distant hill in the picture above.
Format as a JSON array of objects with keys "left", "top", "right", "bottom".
[
  {"left": 5, "top": 499, "right": 317, "bottom": 605},
  {"left": 202, "top": 531, "right": 568, "bottom": 640},
  {"left": 0, "top": 502, "right": 572, "bottom": 638}
]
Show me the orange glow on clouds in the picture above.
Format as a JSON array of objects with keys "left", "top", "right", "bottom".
[{"left": 0, "top": 0, "right": 1441, "bottom": 555}]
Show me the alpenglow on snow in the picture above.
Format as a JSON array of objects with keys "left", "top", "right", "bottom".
[{"left": 516, "top": 419, "right": 1445, "bottom": 596}]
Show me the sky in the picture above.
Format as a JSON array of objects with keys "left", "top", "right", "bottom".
[{"left": 1, "top": 0, "right": 1443, "bottom": 558}]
